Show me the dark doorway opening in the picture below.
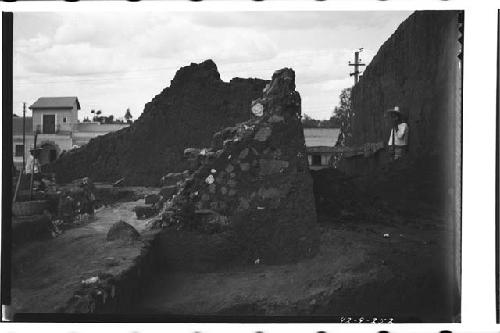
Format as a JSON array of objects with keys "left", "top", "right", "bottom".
[
  {"left": 42, "top": 114, "right": 56, "bottom": 134},
  {"left": 311, "top": 154, "right": 322, "bottom": 166}
]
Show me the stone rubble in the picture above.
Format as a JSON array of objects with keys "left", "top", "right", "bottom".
[{"left": 106, "top": 220, "right": 140, "bottom": 242}]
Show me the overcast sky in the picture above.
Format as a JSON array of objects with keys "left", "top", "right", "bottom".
[{"left": 13, "top": 11, "right": 411, "bottom": 120}]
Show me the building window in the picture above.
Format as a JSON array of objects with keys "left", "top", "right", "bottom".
[
  {"left": 63, "top": 117, "right": 67, "bottom": 123},
  {"left": 311, "top": 154, "right": 322, "bottom": 166},
  {"left": 15, "top": 144, "right": 24, "bottom": 157}
]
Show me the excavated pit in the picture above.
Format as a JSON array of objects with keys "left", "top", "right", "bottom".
[
  {"left": 12, "top": 63, "right": 321, "bottom": 317},
  {"left": 12, "top": 11, "right": 461, "bottom": 321},
  {"left": 126, "top": 162, "right": 457, "bottom": 321},
  {"left": 128, "top": 11, "right": 461, "bottom": 320}
]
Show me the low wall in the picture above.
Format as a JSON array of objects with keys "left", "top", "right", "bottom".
[{"left": 61, "top": 231, "right": 162, "bottom": 314}]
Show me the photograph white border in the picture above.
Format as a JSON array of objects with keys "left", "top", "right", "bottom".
[{"left": 0, "top": 0, "right": 497, "bottom": 332}]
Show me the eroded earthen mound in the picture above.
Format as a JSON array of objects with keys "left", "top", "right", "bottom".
[
  {"left": 158, "top": 68, "right": 319, "bottom": 264},
  {"left": 47, "top": 60, "right": 267, "bottom": 186}
]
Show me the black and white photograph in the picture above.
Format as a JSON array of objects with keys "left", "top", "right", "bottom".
[{"left": 3, "top": 9, "right": 462, "bottom": 323}]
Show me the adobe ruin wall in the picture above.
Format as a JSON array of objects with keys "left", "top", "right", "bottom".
[
  {"left": 341, "top": 11, "right": 462, "bottom": 178},
  {"left": 338, "top": 12, "right": 462, "bottom": 295},
  {"left": 156, "top": 68, "right": 319, "bottom": 265},
  {"left": 47, "top": 60, "right": 267, "bottom": 186}
]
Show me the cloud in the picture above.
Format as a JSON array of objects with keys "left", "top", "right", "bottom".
[
  {"left": 12, "top": 11, "right": 412, "bottom": 120},
  {"left": 52, "top": 12, "right": 170, "bottom": 47},
  {"left": 13, "top": 13, "right": 63, "bottom": 40},
  {"left": 191, "top": 11, "right": 412, "bottom": 31},
  {"left": 14, "top": 12, "right": 281, "bottom": 79},
  {"left": 16, "top": 42, "right": 131, "bottom": 77}
]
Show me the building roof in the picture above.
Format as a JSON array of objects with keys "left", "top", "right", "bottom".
[
  {"left": 29, "top": 97, "right": 80, "bottom": 110},
  {"left": 12, "top": 116, "right": 33, "bottom": 135},
  {"left": 306, "top": 146, "right": 337, "bottom": 153}
]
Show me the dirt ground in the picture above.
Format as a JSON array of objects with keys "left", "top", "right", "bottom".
[
  {"left": 130, "top": 164, "right": 459, "bottom": 322},
  {"left": 10, "top": 165, "right": 459, "bottom": 322},
  {"left": 10, "top": 195, "right": 159, "bottom": 314},
  {"left": 131, "top": 210, "right": 456, "bottom": 322}
]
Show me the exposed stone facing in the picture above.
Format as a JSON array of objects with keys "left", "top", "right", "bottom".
[
  {"left": 160, "top": 68, "right": 319, "bottom": 264},
  {"left": 47, "top": 60, "right": 267, "bottom": 186}
]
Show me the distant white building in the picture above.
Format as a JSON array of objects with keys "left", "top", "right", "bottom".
[
  {"left": 304, "top": 128, "right": 340, "bottom": 170},
  {"left": 13, "top": 96, "right": 129, "bottom": 170}
]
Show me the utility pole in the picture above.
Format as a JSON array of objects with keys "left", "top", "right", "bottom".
[
  {"left": 22, "top": 102, "right": 26, "bottom": 171},
  {"left": 349, "top": 48, "right": 366, "bottom": 85}
]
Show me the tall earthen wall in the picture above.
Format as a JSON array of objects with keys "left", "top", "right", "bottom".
[
  {"left": 347, "top": 11, "right": 461, "bottom": 163},
  {"left": 341, "top": 12, "right": 462, "bottom": 305},
  {"left": 46, "top": 60, "right": 267, "bottom": 186}
]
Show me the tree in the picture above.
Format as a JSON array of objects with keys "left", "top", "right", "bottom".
[
  {"left": 124, "top": 108, "right": 133, "bottom": 124},
  {"left": 301, "top": 114, "right": 321, "bottom": 128},
  {"left": 331, "top": 88, "right": 352, "bottom": 146},
  {"left": 332, "top": 88, "right": 352, "bottom": 121},
  {"left": 103, "top": 115, "right": 114, "bottom": 124},
  {"left": 91, "top": 110, "right": 104, "bottom": 123}
]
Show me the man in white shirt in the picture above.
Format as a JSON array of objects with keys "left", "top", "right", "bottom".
[
  {"left": 386, "top": 106, "right": 409, "bottom": 160},
  {"left": 26, "top": 148, "right": 44, "bottom": 191},
  {"left": 25, "top": 149, "right": 40, "bottom": 175}
]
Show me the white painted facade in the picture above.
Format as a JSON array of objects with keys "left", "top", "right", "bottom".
[{"left": 12, "top": 97, "right": 129, "bottom": 170}]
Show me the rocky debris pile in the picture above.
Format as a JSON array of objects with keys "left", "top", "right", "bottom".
[
  {"left": 144, "top": 194, "right": 160, "bottom": 205},
  {"left": 106, "top": 220, "right": 140, "bottom": 242},
  {"left": 129, "top": 176, "right": 187, "bottom": 225},
  {"left": 65, "top": 272, "right": 116, "bottom": 313},
  {"left": 56, "top": 177, "right": 96, "bottom": 224},
  {"left": 157, "top": 68, "right": 319, "bottom": 264},
  {"left": 133, "top": 205, "right": 158, "bottom": 219},
  {"left": 11, "top": 176, "right": 99, "bottom": 247},
  {"left": 46, "top": 60, "right": 267, "bottom": 186}
]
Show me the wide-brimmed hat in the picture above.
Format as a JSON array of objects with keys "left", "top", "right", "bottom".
[
  {"left": 386, "top": 106, "right": 403, "bottom": 118},
  {"left": 29, "top": 147, "right": 42, "bottom": 154}
]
